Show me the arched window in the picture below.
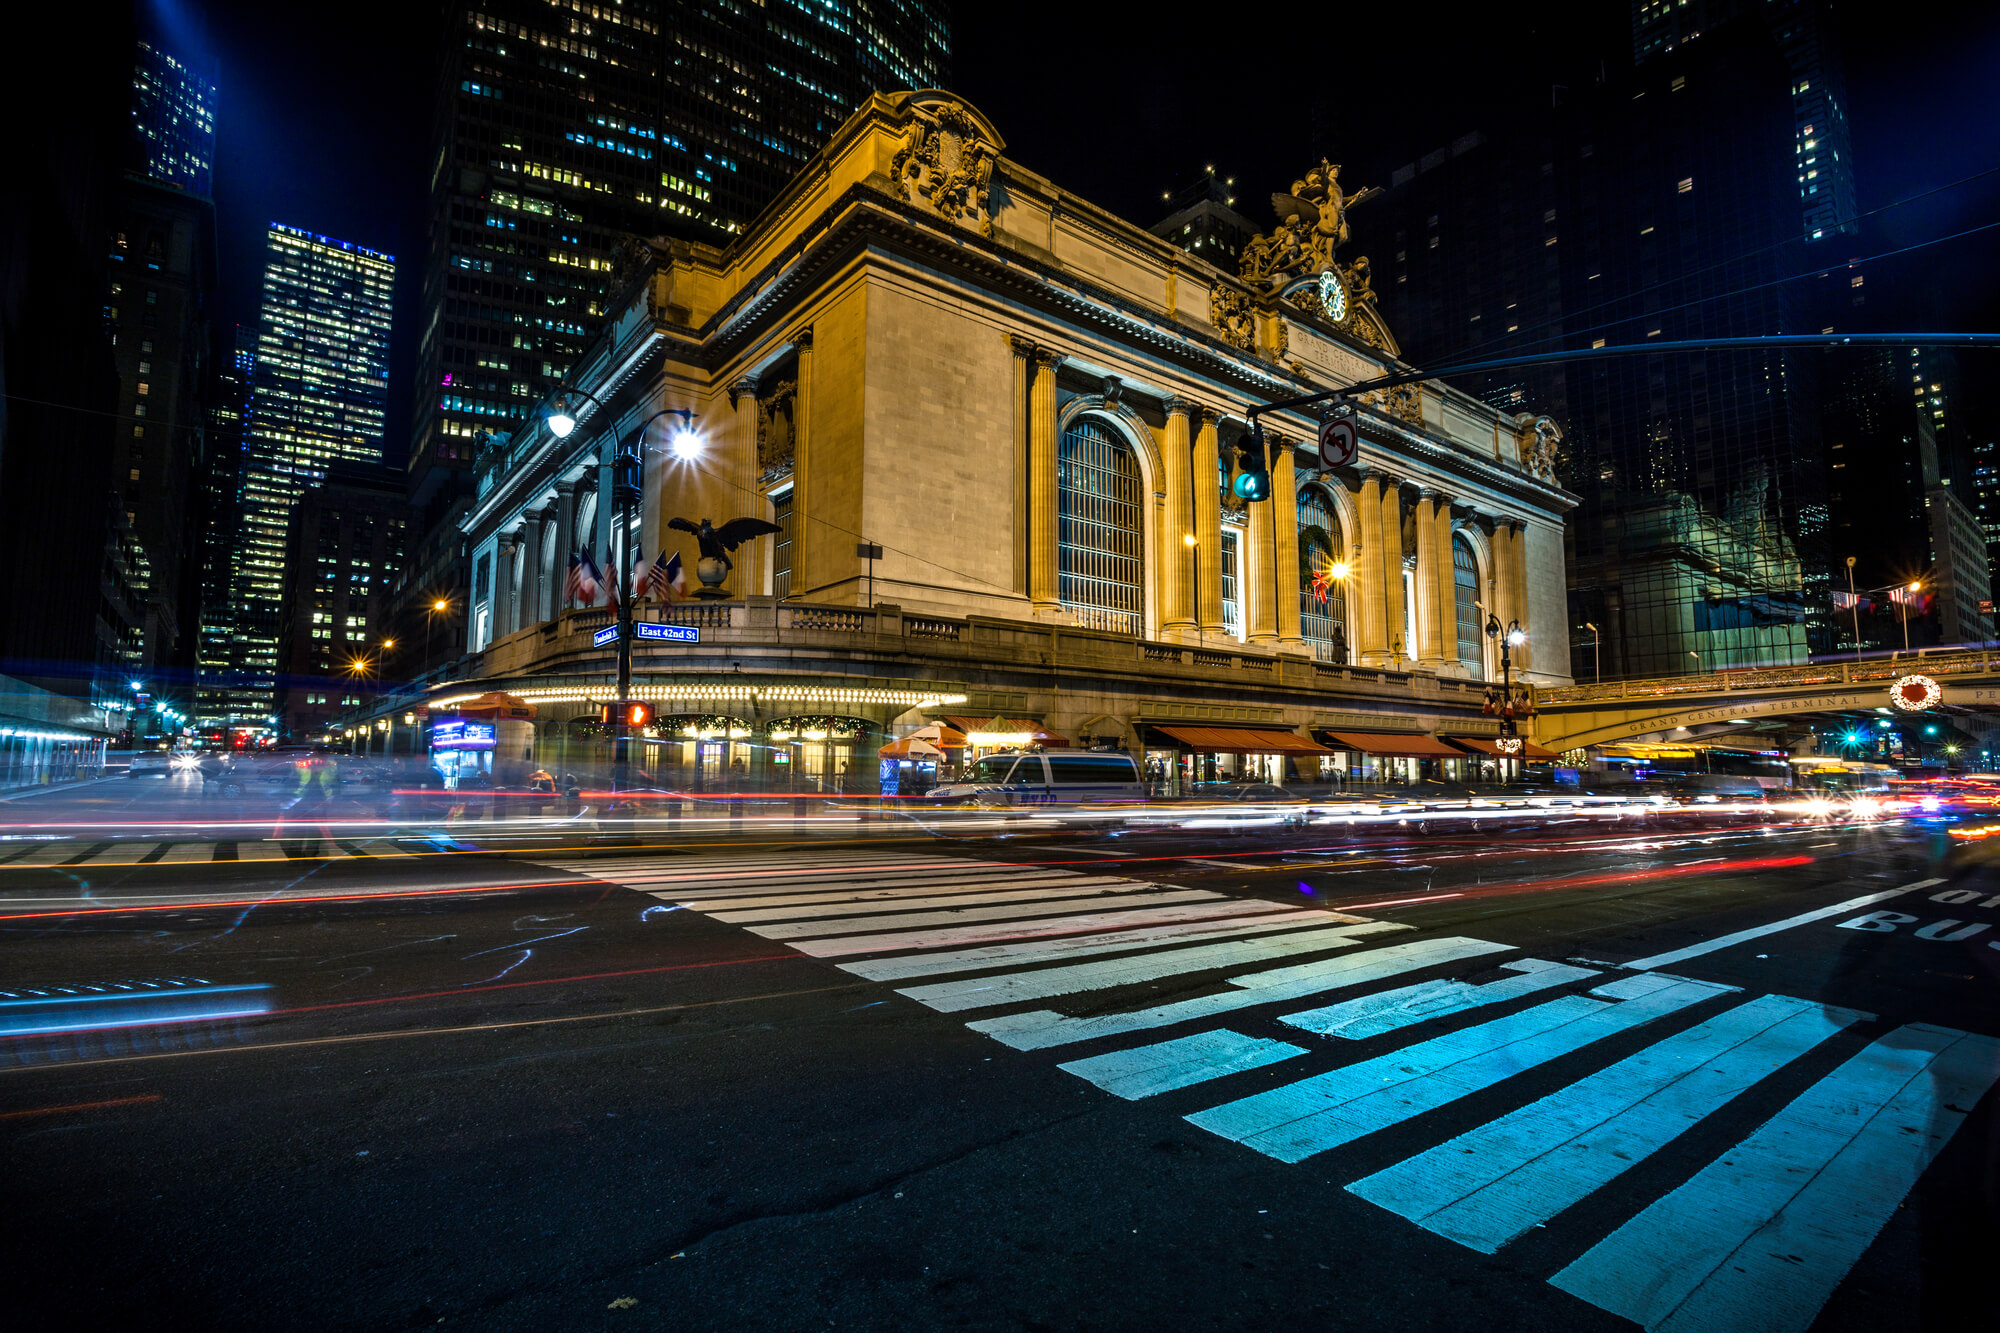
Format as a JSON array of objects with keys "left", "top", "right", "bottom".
[
  {"left": 1298, "top": 485, "right": 1348, "bottom": 661},
  {"left": 1058, "top": 417, "right": 1142, "bottom": 634},
  {"left": 1454, "top": 533, "right": 1484, "bottom": 679}
]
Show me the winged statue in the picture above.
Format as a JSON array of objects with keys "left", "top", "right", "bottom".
[
  {"left": 1242, "top": 159, "right": 1382, "bottom": 289},
  {"left": 667, "top": 515, "right": 782, "bottom": 572}
]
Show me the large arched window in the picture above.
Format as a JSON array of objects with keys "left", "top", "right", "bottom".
[
  {"left": 1298, "top": 485, "right": 1348, "bottom": 661},
  {"left": 1453, "top": 532, "right": 1484, "bottom": 679},
  {"left": 1058, "top": 417, "right": 1142, "bottom": 634}
]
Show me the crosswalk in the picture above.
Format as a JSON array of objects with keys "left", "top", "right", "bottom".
[
  {"left": 0, "top": 836, "right": 463, "bottom": 867},
  {"left": 548, "top": 848, "right": 2000, "bottom": 1331}
]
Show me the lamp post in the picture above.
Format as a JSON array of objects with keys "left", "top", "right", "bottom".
[
  {"left": 1484, "top": 613, "right": 1527, "bottom": 776},
  {"left": 1844, "top": 556, "right": 1861, "bottom": 662},
  {"left": 545, "top": 389, "right": 700, "bottom": 793},
  {"left": 1583, "top": 621, "right": 1600, "bottom": 685},
  {"left": 1900, "top": 579, "right": 1921, "bottom": 655},
  {"left": 425, "top": 597, "right": 451, "bottom": 677}
]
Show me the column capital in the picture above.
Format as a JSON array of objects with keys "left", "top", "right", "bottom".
[
  {"left": 1007, "top": 333, "right": 1038, "bottom": 360},
  {"left": 1165, "top": 396, "right": 1199, "bottom": 419},
  {"left": 555, "top": 478, "right": 577, "bottom": 496},
  {"left": 728, "top": 376, "right": 760, "bottom": 407},
  {"left": 1196, "top": 404, "right": 1221, "bottom": 426},
  {"left": 791, "top": 326, "right": 814, "bottom": 354},
  {"left": 1029, "top": 345, "right": 1065, "bottom": 371},
  {"left": 1418, "top": 485, "right": 1446, "bottom": 503}
]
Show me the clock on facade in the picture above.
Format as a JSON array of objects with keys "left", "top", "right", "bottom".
[{"left": 1318, "top": 268, "right": 1348, "bottom": 324}]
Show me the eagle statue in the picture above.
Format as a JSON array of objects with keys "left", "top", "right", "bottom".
[{"left": 667, "top": 515, "right": 782, "bottom": 572}]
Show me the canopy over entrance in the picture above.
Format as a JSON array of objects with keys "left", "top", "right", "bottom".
[
  {"left": 880, "top": 723, "right": 968, "bottom": 759},
  {"left": 1446, "top": 736, "right": 1559, "bottom": 760},
  {"left": 1151, "top": 725, "right": 1329, "bottom": 755},
  {"left": 1319, "top": 731, "right": 1461, "bottom": 758},
  {"left": 941, "top": 716, "right": 1069, "bottom": 747}
]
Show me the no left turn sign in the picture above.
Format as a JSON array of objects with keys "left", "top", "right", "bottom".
[{"left": 1319, "top": 414, "right": 1358, "bottom": 469}]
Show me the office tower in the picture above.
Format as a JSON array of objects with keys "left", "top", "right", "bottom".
[
  {"left": 219, "top": 225, "right": 394, "bottom": 724},
  {"left": 274, "top": 463, "right": 410, "bottom": 738},
  {"left": 1149, "top": 168, "right": 1261, "bottom": 270},
  {"left": 1362, "top": 25, "right": 1824, "bottom": 679},
  {"left": 408, "top": 1, "right": 951, "bottom": 507},
  {"left": 102, "top": 23, "right": 219, "bottom": 671},
  {"left": 1632, "top": 0, "right": 1855, "bottom": 239},
  {"left": 129, "top": 36, "right": 215, "bottom": 196},
  {"left": 194, "top": 327, "right": 253, "bottom": 729}
]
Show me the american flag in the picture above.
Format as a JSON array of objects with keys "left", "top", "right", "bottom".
[
  {"left": 564, "top": 549, "right": 600, "bottom": 606},
  {"left": 603, "top": 545, "right": 621, "bottom": 609},
  {"left": 649, "top": 551, "right": 685, "bottom": 603}
]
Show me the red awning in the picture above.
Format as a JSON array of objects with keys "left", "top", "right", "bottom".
[
  {"left": 1153, "top": 725, "right": 1329, "bottom": 755},
  {"left": 1445, "top": 736, "right": 1561, "bottom": 760},
  {"left": 942, "top": 716, "right": 1070, "bottom": 747},
  {"left": 1320, "top": 731, "right": 1463, "bottom": 758}
]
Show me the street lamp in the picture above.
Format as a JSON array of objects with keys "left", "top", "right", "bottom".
[
  {"left": 542, "top": 387, "right": 701, "bottom": 792},
  {"left": 1583, "top": 621, "right": 1600, "bottom": 685},
  {"left": 1484, "top": 614, "right": 1528, "bottom": 767},
  {"left": 1900, "top": 579, "right": 1922, "bottom": 655}
]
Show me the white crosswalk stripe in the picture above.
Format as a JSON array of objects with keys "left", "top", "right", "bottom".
[{"left": 543, "top": 848, "right": 2000, "bottom": 1331}]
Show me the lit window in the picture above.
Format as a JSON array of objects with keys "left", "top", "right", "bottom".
[{"left": 1677, "top": 178, "right": 1693, "bottom": 193}]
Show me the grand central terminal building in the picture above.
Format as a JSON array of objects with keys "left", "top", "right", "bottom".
[{"left": 411, "top": 90, "right": 1577, "bottom": 791}]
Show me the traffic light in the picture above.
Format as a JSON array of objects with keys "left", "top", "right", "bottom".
[
  {"left": 1232, "top": 424, "right": 1270, "bottom": 501},
  {"left": 600, "top": 701, "right": 654, "bottom": 727}
]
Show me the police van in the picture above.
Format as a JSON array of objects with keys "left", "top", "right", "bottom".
[{"left": 925, "top": 749, "right": 1145, "bottom": 806}]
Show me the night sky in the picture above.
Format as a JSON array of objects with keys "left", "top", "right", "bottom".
[{"left": 179, "top": 1, "right": 2000, "bottom": 465}]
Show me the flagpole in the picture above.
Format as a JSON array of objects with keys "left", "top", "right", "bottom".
[{"left": 1845, "top": 556, "right": 1860, "bottom": 665}]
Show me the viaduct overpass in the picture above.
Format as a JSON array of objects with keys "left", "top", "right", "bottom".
[{"left": 1532, "top": 649, "right": 2000, "bottom": 752}]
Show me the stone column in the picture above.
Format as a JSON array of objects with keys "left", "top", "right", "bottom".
[
  {"left": 1160, "top": 398, "right": 1196, "bottom": 640},
  {"left": 1028, "top": 347, "right": 1065, "bottom": 616},
  {"left": 1486, "top": 516, "right": 1515, "bottom": 678},
  {"left": 594, "top": 445, "right": 617, "bottom": 584},
  {"left": 729, "top": 377, "right": 764, "bottom": 595},
  {"left": 1194, "top": 408, "right": 1226, "bottom": 636},
  {"left": 1273, "top": 437, "right": 1303, "bottom": 648},
  {"left": 1432, "top": 497, "right": 1459, "bottom": 672},
  {"left": 495, "top": 535, "right": 517, "bottom": 638},
  {"left": 1008, "top": 337, "right": 1033, "bottom": 595},
  {"left": 552, "top": 480, "right": 576, "bottom": 613},
  {"left": 1354, "top": 471, "right": 1389, "bottom": 665},
  {"left": 1244, "top": 438, "right": 1277, "bottom": 648},
  {"left": 1508, "top": 520, "right": 1532, "bottom": 673},
  {"left": 519, "top": 509, "right": 545, "bottom": 628},
  {"left": 1414, "top": 488, "right": 1448, "bottom": 671},
  {"left": 790, "top": 329, "right": 814, "bottom": 598},
  {"left": 1380, "top": 479, "right": 1408, "bottom": 667}
]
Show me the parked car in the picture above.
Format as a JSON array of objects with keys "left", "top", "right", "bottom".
[{"left": 926, "top": 749, "right": 1145, "bottom": 805}]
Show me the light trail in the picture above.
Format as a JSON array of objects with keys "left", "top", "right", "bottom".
[
  {"left": 0, "top": 1093, "right": 163, "bottom": 1119},
  {"left": 0, "top": 981, "right": 872, "bottom": 1075},
  {"left": 1329, "top": 855, "right": 1818, "bottom": 913}
]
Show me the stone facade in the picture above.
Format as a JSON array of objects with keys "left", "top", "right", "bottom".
[{"left": 434, "top": 90, "right": 1577, "bottom": 775}]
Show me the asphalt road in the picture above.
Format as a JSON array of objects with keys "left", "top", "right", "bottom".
[{"left": 3, "top": 808, "right": 1996, "bottom": 1331}]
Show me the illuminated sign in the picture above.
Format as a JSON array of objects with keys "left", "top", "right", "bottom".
[
  {"left": 431, "top": 719, "right": 497, "bottom": 750},
  {"left": 635, "top": 622, "right": 698, "bottom": 643},
  {"left": 593, "top": 626, "right": 621, "bottom": 647}
]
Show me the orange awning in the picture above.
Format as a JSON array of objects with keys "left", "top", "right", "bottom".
[
  {"left": 1445, "top": 736, "right": 1560, "bottom": 760},
  {"left": 879, "top": 725, "right": 968, "bottom": 759},
  {"left": 1153, "top": 725, "right": 1329, "bottom": 755},
  {"left": 1320, "top": 731, "right": 1463, "bottom": 758},
  {"left": 450, "top": 691, "right": 538, "bottom": 720},
  {"left": 942, "top": 716, "right": 1070, "bottom": 746}
]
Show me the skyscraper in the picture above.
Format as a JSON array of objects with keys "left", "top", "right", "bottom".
[
  {"left": 129, "top": 37, "right": 215, "bottom": 196},
  {"left": 407, "top": 1, "right": 951, "bottom": 507},
  {"left": 1361, "top": 24, "right": 1825, "bottom": 679},
  {"left": 211, "top": 225, "right": 394, "bottom": 725},
  {"left": 105, "top": 25, "right": 218, "bottom": 670},
  {"left": 1632, "top": 0, "right": 1856, "bottom": 240}
]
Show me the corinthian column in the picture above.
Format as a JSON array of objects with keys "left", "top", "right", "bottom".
[
  {"left": 790, "top": 329, "right": 814, "bottom": 596},
  {"left": 1432, "top": 497, "right": 1459, "bottom": 672},
  {"left": 1272, "top": 436, "right": 1303, "bottom": 649},
  {"left": 1028, "top": 347, "right": 1065, "bottom": 616},
  {"left": 1161, "top": 398, "right": 1196, "bottom": 640},
  {"left": 1508, "top": 520, "right": 1532, "bottom": 673},
  {"left": 1244, "top": 435, "right": 1277, "bottom": 648},
  {"left": 1414, "top": 488, "right": 1447, "bottom": 671},
  {"left": 1380, "top": 479, "right": 1407, "bottom": 667},
  {"left": 729, "top": 376, "right": 765, "bottom": 595},
  {"left": 1194, "top": 408, "right": 1226, "bottom": 636},
  {"left": 1354, "top": 471, "right": 1389, "bottom": 665}
]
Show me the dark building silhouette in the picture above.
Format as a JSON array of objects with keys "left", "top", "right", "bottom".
[
  {"left": 408, "top": 0, "right": 951, "bottom": 508},
  {"left": 275, "top": 462, "right": 411, "bottom": 739},
  {"left": 1359, "top": 24, "right": 1827, "bottom": 679},
  {"left": 1149, "top": 167, "right": 1261, "bottom": 271}
]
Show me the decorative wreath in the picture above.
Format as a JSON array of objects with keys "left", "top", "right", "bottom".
[{"left": 1890, "top": 674, "right": 1941, "bottom": 712}]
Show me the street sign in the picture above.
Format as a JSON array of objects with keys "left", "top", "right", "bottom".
[
  {"left": 592, "top": 626, "right": 621, "bottom": 647},
  {"left": 634, "top": 622, "right": 698, "bottom": 643},
  {"left": 1318, "top": 413, "right": 1358, "bottom": 469}
]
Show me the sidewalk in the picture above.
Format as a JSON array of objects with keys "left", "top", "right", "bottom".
[{"left": 0, "top": 776, "right": 120, "bottom": 803}]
